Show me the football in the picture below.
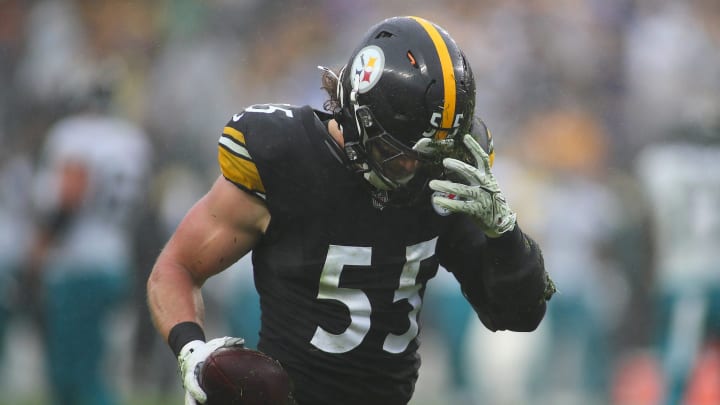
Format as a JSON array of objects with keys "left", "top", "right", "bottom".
[{"left": 199, "top": 347, "right": 293, "bottom": 405}]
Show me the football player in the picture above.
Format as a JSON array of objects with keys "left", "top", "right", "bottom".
[
  {"left": 147, "top": 16, "right": 554, "bottom": 405},
  {"left": 634, "top": 125, "right": 720, "bottom": 405},
  {"left": 28, "top": 77, "right": 152, "bottom": 405}
]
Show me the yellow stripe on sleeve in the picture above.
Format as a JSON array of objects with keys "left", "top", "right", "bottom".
[
  {"left": 217, "top": 128, "right": 266, "bottom": 197},
  {"left": 223, "top": 126, "right": 245, "bottom": 143}
]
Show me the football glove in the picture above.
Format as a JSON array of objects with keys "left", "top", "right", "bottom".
[
  {"left": 429, "top": 133, "right": 517, "bottom": 238},
  {"left": 178, "top": 336, "right": 245, "bottom": 405}
]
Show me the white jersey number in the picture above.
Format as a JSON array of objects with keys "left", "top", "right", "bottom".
[
  {"left": 310, "top": 238, "right": 437, "bottom": 354},
  {"left": 244, "top": 104, "right": 294, "bottom": 118}
]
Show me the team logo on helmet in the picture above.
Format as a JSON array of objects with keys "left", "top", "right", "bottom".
[{"left": 352, "top": 45, "right": 385, "bottom": 94}]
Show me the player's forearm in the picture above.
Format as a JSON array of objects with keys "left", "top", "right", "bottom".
[
  {"left": 478, "top": 225, "right": 553, "bottom": 331},
  {"left": 147, "top": 258, "right": 206, "bottom": 341},
  {"left": 484, "top": 226, "right": 549, "bottom": 300},
  {"left": 441, "top": 222, "right": 553, "bottom": 332}
]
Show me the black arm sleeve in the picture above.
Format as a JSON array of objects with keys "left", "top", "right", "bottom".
[{"left": 437, "top": 218, "right": 552, "bottom": 332}]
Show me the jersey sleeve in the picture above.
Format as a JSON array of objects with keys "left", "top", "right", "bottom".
[
  {"left": 217, "top": 114, "right": 267, "bottom": 200},
  {"left": 437, "top": 218, "right": 551, "bottom": 332}
]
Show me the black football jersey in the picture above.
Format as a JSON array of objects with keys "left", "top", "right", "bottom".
[{"left": 217, "top": 104, "right": 548, "bottom": 405}]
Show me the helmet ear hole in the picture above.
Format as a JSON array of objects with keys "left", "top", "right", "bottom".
[{"left": 375, "top": 31, "right": 394, "bottom": 39}]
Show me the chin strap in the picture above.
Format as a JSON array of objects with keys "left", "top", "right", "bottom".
[{"left": 364, "top": 171, "right": 392, "bottom": 190}]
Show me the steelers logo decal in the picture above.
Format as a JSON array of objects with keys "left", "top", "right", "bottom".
[{"left": 352, "top": 45, "right": 385, "bottom": 94}]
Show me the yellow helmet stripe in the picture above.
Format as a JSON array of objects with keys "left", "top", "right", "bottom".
[{"left": 410, "top": 16, "right": 456, "bottom": 140}]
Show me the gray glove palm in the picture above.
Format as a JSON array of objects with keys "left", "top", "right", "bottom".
[{"left": 429, "top": 133, "right": 517, "bottom": 238}]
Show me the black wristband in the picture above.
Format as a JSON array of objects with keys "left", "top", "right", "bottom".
[{"left": 168, "top": 321, "right": 206, "bottom": 357}]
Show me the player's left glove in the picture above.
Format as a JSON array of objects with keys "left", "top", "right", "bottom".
[
  {"left": 178, "top": 336, "right": 245, "bottom": 405},
  {"left": 429, "top": 133, "right": 517, "bottom": 238}
]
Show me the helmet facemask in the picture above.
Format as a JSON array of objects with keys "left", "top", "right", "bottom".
[
  {"left": 355, "top": 105, "right": 440, "bottom": 190},
  {"left": 338, "top": 56, "right": 444, "bottom": 191}
]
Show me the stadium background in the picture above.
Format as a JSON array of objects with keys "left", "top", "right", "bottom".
[{"left": 0, "top": 0, "right": 718, "bottom": 404}]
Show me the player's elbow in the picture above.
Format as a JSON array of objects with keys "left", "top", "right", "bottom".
[
  {"left": 482, "top": 302, "right": 547, "bottom": 333},
  {"left": 503, "top": 302, "right": 547, "bottom": 332},
  {"left": 146, "top": 262, "right": 169, "bottom": 310},
  {"left": 146, "top": 264, "right": 162, "bottom": 296},
  {"left": 146, "top": 257, "right": 193, "bottom": 304}
]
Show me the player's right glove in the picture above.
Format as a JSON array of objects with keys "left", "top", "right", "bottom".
[
  {"left": 429, "top": 133, "right": 517, "bottom": 238},
  {"left": 178, "top": 336, "right": 245, "bottom": 405}
]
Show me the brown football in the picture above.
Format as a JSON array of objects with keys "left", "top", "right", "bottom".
[{"left": 199, "top": 347, "right": 293, "bottom": 405}]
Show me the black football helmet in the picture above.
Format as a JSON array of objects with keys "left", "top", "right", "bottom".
[{"left": 335, "top": 16, "right": 477, "bottom": 198}]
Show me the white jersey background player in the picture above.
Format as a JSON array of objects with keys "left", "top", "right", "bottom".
[
  {"left": 28, "top": 96, "right": 152, "bottom": 405},
  {"left": 34, "top": 114, "right": 151, "bottom": 270},
  {"left": 634, "top": 127, "right": 720, "bottom": 405}
]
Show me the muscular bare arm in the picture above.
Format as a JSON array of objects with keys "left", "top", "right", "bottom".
[{"left": 147, "top": 175, "right": 270, "bottom": 340}]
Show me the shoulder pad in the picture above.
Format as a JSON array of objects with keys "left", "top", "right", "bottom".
[{"left": 217, "top": 104, "right": 303, "bottom": 200}]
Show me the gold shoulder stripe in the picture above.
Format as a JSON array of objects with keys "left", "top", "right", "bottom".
[
  {"left": 410, "top": 16, "right": 456, "bottom": 140},
  {"left": 223, "top": 126, "right": 245, "bottom": 143},
  {"left": 219, "top": 134, "right": 251, "bottom": 160},
  {"left": 218, "top": 131, "right": 266, "bottom": 195}
]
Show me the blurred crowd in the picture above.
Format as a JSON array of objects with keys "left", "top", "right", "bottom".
[{"left": 0, "top": 0, "right": 719, "bottom": 404}]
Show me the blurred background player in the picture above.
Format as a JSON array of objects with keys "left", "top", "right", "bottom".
[
  {"left": 461, "top": 107, "right": 629, "bottom": 405},
  {"left": 515, "top": 108, "right": 627, "bottom": 405},
  {"left": 25, "top": 66, "right": 153, "bottom": 405},
  {"left": 634, "top": 123, "right": 720, "bottom": 405}
]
